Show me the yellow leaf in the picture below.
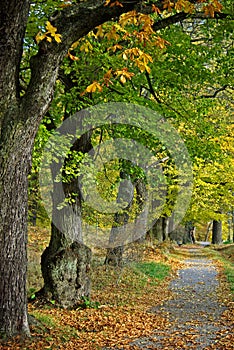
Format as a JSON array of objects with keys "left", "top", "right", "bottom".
[
  {"left": 71, "top": 40, "right": 80, "bottom": 50},
  {"left": 103, "top": 69, "right": 113, "bottom": 86},
  {"left": 35, "top": 32, "right": 46, "bottom": 43},
  {"left": 68, "top": 50, "right": 79, "bottom": 61},
  {"left": 82, "top": 81, "right": 102, "bottom": 95},
  {"left": 140, "top": 52, "right": 153, "bottom": 64},
  {"left": 53, "top": 33, "right": 62, "bottom": 43},
  {"left": 175, "top": 0, "right": 195, "bottom": 14},
  {"left": 80, "top": 41, "right": 93, "bottom": 53},
  {"left": 154, "top": 36, "right": 171, "bottom": 49},
  {"left": 122, "top": 47, "right": 142, "bottom": 60},
  {"left": 110, "top": 0, "right": 123, "bottom": 7},
  {"left": 107, "top": 44, "right": 123, "bottom": 53},
  {"left": 46, "top": 21, "right": 57, "bottom": 35},
  {"left": 119, "top": 11, "right": 138, "bottom": 27},
  {"left": 36, "top": 21, "right": 62, "bottom": 44},
  {"left": 135, "top": 58, "right": 150, "bottom": 73},
  {"left": 105, "top": 27, "right": 120, "bottom": 41},
  {"left": 163, "top": 0, "right": 174, "bottom": 12},
  {"left": 203, "top": 4, "right": 215, "bottom": 17},
  {"left": 114, "top": 68, "right": 134, "bottom": 83},
  {"left": 152, "top": 4, "right": 161, "bottom": 14},
  {"left": 95, "top": 25, "right": 104, "bottom": 38},
  {"left": 120, "top": 75, "right": 126, "bottom": 84}
]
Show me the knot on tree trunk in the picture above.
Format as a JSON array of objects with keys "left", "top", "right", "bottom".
[{"left": 41, "top": 241, "right": 91, "bottom": 309}]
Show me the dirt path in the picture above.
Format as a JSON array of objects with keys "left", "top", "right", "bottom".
[{"left": 128, "top": 247, "right": 233, "bottom": 349}]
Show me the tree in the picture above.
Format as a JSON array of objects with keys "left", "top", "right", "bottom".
[
  {"left": 0, "top": 0, "right": 232, "bottom": 338},
  {"left": 212, "top": 219, "right": 223, "bottom": 244},
  {"left": 0, "top": 0, "right": 147, "bottom": 338}
]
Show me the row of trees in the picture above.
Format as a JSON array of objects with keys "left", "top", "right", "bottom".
[{"left": 0, "top": 0, "right": 233, "bottom": 338}]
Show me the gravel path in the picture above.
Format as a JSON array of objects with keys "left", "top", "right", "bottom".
[{"left": 129, "top": 248, "right": 231, "bottom": 349}]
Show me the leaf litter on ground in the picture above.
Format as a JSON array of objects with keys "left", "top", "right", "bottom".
[{"left": 1, "top": 237, "right": 234, "bottom": 349}]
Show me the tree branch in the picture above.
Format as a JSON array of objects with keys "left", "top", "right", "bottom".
[
  {"left": 0, "top": 1, "right": 30, "bottom": 106},
  {"left": 21, "top": 0, "right": 142, "bottom": 127},
  {"left": 200, "top": 85, "right": 232, "bottom": 98},
  {"left": 20, "top": 0, "right": 233, "bottom": 128}
]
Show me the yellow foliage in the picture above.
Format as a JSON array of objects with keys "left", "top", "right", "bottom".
[
  {"left": 103, "top": 69, "right": 113, "bottom": 87},
  {"left": 153, "top": 36, "right": 171, "bottom": 49},
  {"left": 80, "top": 40, "right": 93, "bottom": 53},
  {"left": 114, "top": 68, "right": 135, "bottom": 84},
  {"left": 105, "top": 27, "right": 120, "bottom": 41},
  {"left": 152, "top": 4, "right": 161, "bottom": 14},
  {"left": 163, "top": 0, "right": 175, "bottom": 12},
  {"left": 122, "top": 47, "right": 142, "bottom": 60},
  {"left": 67, "top": 50, "right": 79, "bottom": 61},
  {"left": 35, "top": 21, "right": 62, "bottom": 44},
  {"left": 107, "top": 44, "right": 123, "bottom": 53},
  {"left": 119, "top": 11, "right": 138, "bottom": 27},
  {"left": 203, "top": 0, "right": 222, "bottom": 17},
  {"left": 175, "top": 0, "right": 195, "bottom": 14},
  {"left": 81, "top": 81, "right": 103, "bottom": 95},
  {"left": 105, "top": 0, "right": 123, "bottom": 7},
  {"left": 95, "top": 25, "right": 104, "bottom": 38}
]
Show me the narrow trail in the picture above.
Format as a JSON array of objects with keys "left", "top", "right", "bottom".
[{"left": 129, "top": 247, "right": 233, "bottom": 349}]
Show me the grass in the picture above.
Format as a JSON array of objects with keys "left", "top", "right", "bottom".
[
  {"left": 133, "top": 261, "right": 170, "bottom": 284},
  {"left": 212, "top": 245, "right": 234, "bottom": 298},
  {"left": 225, "top": 266, "right": 234, "bottom": 295}
]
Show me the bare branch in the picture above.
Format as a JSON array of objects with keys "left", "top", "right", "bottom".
[{"left": 200, "top": 85, "right": 232, "bottom": 98}]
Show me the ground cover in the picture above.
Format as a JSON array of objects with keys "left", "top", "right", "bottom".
[{"left": 1, "top": 229, "right": 233, "bottom": 349}]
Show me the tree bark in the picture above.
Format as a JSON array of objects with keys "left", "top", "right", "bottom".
[
  {"left": 0, "top": 124, "right": 32, "bottom": 337},
  {"left": 105, "top": 168, "right": 134, "bottom": 266},
  {"left": 212, "top": 220, "right": 222, "bottom": 244},
  {"left": 0, "top": 0, "right": 31, "bottom": 337},
  {"left": 41, "top": 130, "right": 93, "bottom": 308},
  {"left": 147, "top": 217, "right": 164, "bottom": 242}
]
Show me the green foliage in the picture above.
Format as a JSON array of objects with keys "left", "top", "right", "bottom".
[
  {"left": 77, "top": 296, "right": 100, "bottom": 310},
  {"left": 27, "top": 0, "right": 233, "bottom": 230},
  {"left": 225, "top": 266, "right": 234, "bottom": 296}
]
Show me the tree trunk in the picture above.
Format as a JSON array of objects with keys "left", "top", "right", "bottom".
[
  {"left": 148, "top": 217, "right": 165, "bottom": 242},
  {"left": 183, "top": 221, "right": 195, "bottom": 244},
  {"left": 212, "top": 220, "right": 222, "bottom": 244},
  {"left": 0, "top": 120, "right": 32, "bottom": 337},
  {"left": 205, "top": 221, "right": 212, "bottom": 242},
  {"left": 40, "top": 131, "right": 93, "bottom": 308},
  {"left": 105, "top": 169, "right": 134, "bottom": 266},
  {"left": 162, "top": 217, "right": 168, "bottom": 241}
]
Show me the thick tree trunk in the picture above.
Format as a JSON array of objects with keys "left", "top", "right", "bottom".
[
  {"left": 147, "top": 217, "right": 164, "bottom": 242},
  {"left": 41, "top": 131, "right": 93, "bottom": 308},
  {"left": 0, "top": 121, "right": 32, "bottom": 337},
  {"left": 212, "top": 220, "right": 222, "bottom": 244}
]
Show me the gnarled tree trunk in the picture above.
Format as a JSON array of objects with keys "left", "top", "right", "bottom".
[{"left": 41, "top": 131, "right": 93, "bottom": 308}]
